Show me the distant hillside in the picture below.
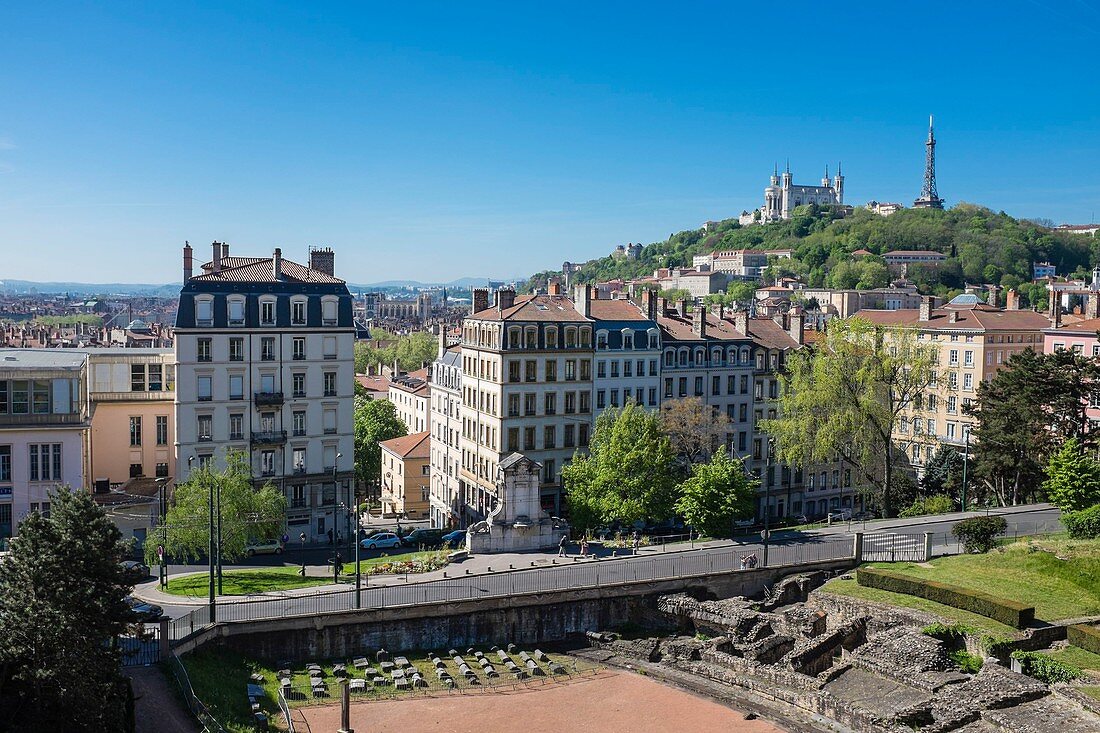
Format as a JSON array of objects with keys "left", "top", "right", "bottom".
[
  {"left": 0, "top": 279, "right": 182, "bottom": 297},
  {"left": 533, "top": 203, "right": 1098, "bottom": 304}
]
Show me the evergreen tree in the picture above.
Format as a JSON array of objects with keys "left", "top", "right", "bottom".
[
  {"left": 921, "top": 444, "right": 964, "bottom": 501},
  {"left": 1043, "top": 438, "right": 1100, "bottom": 512},
  {"left": 563, "top": 402, "right": 678, "bottom": 531},
  {"left": 0, "top": 488, "right": 133, "bottom": 731},
  {"left": 675, "top": 448, "right": 757, "bottom": 538}
]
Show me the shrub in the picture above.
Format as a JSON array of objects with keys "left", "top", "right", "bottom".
[
  {"left": 952, "top": 515, "right": 1007, "bottom": 553},
  {"left": 921, "top": 622, "right": 979, "bottom": 641},
  {"left": 949, "top": 649, "right": 984, "bottom": 674},
  {"left": 857, "top": 567, "right": 1035, "bottom": 628},
  {"left": 1062, "top": 504, "right": 1100, "bottom": 539},
  {"left": 901, "top": 494, "right": 955, "bottom": 518},
  {"left": 1010, "top": 651, "right": 1082, "bottom": 684},
  {"left": 1067, "top": 624, "right": 1100, "bottom": 656}
]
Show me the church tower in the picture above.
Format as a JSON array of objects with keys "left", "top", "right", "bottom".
[{"left": 833, "top": 162, "right": 844, "bottom": 204}]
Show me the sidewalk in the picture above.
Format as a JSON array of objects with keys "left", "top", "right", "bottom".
[{"left": 133, "top": 504, "right": 1058, "bottom": 607}]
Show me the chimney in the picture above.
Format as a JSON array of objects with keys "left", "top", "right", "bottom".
[
  {"left": 734, "top": 309, "right": 749, "bottom": 334},
  {"left": 919, "top": 296, "right": 933, "bottom": 322},
  {"left": 658, "top": 297, "right": 669, "bottom": 317},
  {"left": 471, "top": 287, "right": 490, "bottom": 314},
  {"left": 212, "top": 241, "right": 222, "bottom": 273},
  {"left": 642, "top": 289, "right": 657, "bottom": 321},
  {"left": 1006, "top": 289, "right": 1020, "bottom": 311},
  {"left": 183, "top": 241, "right": 193, "bottom": 282},
  {"left": 1088, "top": 293, "right": 1100, "bottom": 320},
  {"left": 547, "top": 279, "right": 562, "bottom": 296},
  {"left": 987, "top": 286, "right": 999, "bottom": 308},
  {"left": 438, "top": 328, "right": 447, "bottom": 358},
  {"left": 677, "top": 298, "right": 689, "bottom": 318},
  {"left": 272, "top": 247, "right": 282, "bottom": 280},
  {"left": 497, "top": 288, "right": 516, "bottom": 312},
  {"left": 949, "top": 310, "right": 959, "bottom": 323},
  {"left": 1048, "top": 289, "right": 1060, "bottom": 320},
  {"left": 692, "top": 306, "right": 706, "bottom": 338},
  {"left": 1054, "top": 303, "right": 1063, "bottom": 328},
  {"left": 221, "top": 242, "right": 229, "bottom": 261},
  {"left": 574, "top": 284, "right": 592, "bottom": 318},
  {"left": 309, "top": 246, "right": 335, "bottom": 277},
  {"left": 789, "top": 308, "right": 804, "bottom": 345}
]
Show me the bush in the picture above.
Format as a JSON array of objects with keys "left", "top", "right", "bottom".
[
  {"left": 857, "top": 567, "right": 1035, "bottom": 628},
  {"left": 1067, "top": 624, "right": 1100, "bottom": 656},
  {"left": 921, "top": 622, "right": 979, "bottom": 641},
  {"left": 900, "top": 494, "right": 955, "bottom": 518},
  {"left": 1010, "top": 651, "right": 1082, "bottom": 684},
  {"left": 952, "top": 515, "right": 1007, "bottom": 553},
  {"left": 1062, "top": 504, "right": 1100, "bottom": 539},
  {"left": 949, "top": 649, "right": 984, "bottom": 674}
]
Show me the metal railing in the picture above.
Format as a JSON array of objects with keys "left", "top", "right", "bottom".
[
  {"left": 928, "top": 517, "right": 1064, "bottom": 557},
  {"left": 168, "top": 536, "right": 855, "bottom": 644},
  {"left": 168, "top": 653, "right": 228, "bottom": 733},
  {"left": 277, "top": 685, "right": 295, "bottom": 733}
]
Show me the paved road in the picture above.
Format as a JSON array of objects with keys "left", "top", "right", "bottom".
[{"left": 140, "top": 504, "right": 1061, "bottom": 624}]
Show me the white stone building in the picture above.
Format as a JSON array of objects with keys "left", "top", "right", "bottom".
[
  {"left": 740, "top": 164, "right": 844, "bottom": 224},
  {"left": 428, "top": 337, "right": 463, "bottom": 529}
]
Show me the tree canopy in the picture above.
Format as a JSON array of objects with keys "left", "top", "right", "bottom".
[
  {"left": 354, "top": 330, "right": 437, "bottom": 374},
  {"left": 353, "top": 396, "right": 408, "bottom": 490},
  {"left": 150, "top": 450, "right": 286, "bottom": 565},
  {"left": 762, "top": 318, "right": 936, "bottom": 517},
  {"left": 675, "top": 448, "right": 757, "bottom": 537},
  {"left": 660, "top": 397, "right": 729, "bottom": 465},
  {"left": 0, "top": 488, "right": 134, "bottom": 731},
  {"left": 1043, "top": 438, "right": 1100, "bottom": 512},
  {"left": 562, "top": 402, "right": 678, "bottom": 531}
]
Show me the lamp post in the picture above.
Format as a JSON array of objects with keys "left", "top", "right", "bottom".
[
  {"left": 155, "top": 476, "right": 170, "bottom": 588},
  {"left": 202, "top": 458, "right": 216, "bottom": 622},
  {"left": 216, "top": 475, "right": 223, "bottom": 596},
  {"left": 763, "top": 438, "right": 772, "bottom": 568},
  {"left": 960, "top": 426, "right": 970, "bottom": 512}
]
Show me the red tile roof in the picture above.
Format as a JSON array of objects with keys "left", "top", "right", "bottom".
[
  {"left": 587, "top": 299, "right": 648, "bottom": 321},
  {"left": 857, "top": 306, "right": 1051, "bottom": 331},
  {"left": 470, "top": 294, "right": 588, "bottom": 322},
  {"left": 380, "top": 430, "right": 430, "bottom": 459}
]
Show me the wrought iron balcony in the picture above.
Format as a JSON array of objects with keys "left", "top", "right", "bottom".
[
  {"left": 251, "top": 430, "right": 287, "bottom": 445},
  {"left": 254, "top": 391, "right": 284, "bottom": 406}
]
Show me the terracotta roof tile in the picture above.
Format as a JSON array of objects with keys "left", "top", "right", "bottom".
[
  {"left": 470, "top": 294, "right": 588, "bottom": 322},
  {"left": 380, "top": 430, "right": 430, "bottom": 458},
  {"left": 192, "top": 256, "right": 344, "bottom": 284}
]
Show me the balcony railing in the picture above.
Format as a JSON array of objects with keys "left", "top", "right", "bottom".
[
  {"left": 251, "top": 430, "right": 287, "bottom": 445},
  {"left": 254, "top": 391, "right": 284, "bottom": 406},
  {"left": 0, "top": 412, "right": 87, "bottom": 428}
]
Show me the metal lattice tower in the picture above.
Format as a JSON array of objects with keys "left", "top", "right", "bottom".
[{"left": 913, "top": 114, "right": 944, "bottom": 209}]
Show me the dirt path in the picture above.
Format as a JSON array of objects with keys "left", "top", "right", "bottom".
[
  {"left": 127, "top": 666, "right": 200, "bottom": 733},
  {"left": 301, "top": 669, "right": 785, "bottom": 733}
]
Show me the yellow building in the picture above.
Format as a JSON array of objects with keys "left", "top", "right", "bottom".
[
  {"left": 86, "top": 349, "right": 176, "bottom": 487},
  {"left": 859, "top": 291, "right": 1050, "bottom": 472},
  {"left": 379, "top": 430, "right": 430, "bottom": 519}
]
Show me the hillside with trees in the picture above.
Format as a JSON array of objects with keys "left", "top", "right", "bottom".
[{"left": 538, "top": 204, "right": 1097, "bottom": 305}]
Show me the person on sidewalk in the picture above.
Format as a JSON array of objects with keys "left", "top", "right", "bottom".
[
  {"left": 580, "top": 537, "right": 589, "bottom": 558},
  {"left": 558, "top": 534, "right": 569, "bottom": 557},
  {"left": 334, "top": 552, "right": 344, "bottom": 581},
  {"left": 632, "top": 531, "right": 641, "bottom": 556}
]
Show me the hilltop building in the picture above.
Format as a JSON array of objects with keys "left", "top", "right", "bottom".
[{"left": 739, "top": 163, "right": 844, "bottom": 225}]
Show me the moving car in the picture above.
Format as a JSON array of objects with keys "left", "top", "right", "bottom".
[
  {"left": 120, "top": 560, "right": 150, "bottom": 582},
  {"left": 401, "top": 528, "right": 444, "bottom": 548},
  {"left": 440, "top": 530, "right": 465, "bottom": 549},
  {"left": 360, "top": 532, "right": 402, "bottom": 550},
  {"left": 244, "top": 539, "right": 284, "bottom": 556},
  {"left": 126, "top": 596, "right": 164, "bottom": 622}
]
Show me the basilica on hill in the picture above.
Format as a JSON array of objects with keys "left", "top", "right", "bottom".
[{"left": 739, "top": 162, "right": 845, "bottom": 225}]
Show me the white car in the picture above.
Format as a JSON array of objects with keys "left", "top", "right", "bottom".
[
  {"left": 829, "top": 509, "right": 853, "bottom": 522},
  {"left": 360, "top": 532, "right": 402, "bottom": 550},
  {"left": 244, "top": 539, "right": 284, "bottom": 556}
]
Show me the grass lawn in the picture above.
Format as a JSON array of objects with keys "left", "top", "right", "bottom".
[
  {"left": 164, "top": 567, "right": 331, "bottom": 596},
  {"left": 860, "top": 537, "right": 1100, "bottom": 622},
  {"left": 1045, "top": 645, "right": 1100, "bottom": 676},
  {"left": 175, "top": 648, "right": 284, "bottom": 733},
  {"left": 820, "top": 575, "right": 1020, "bottom": 638},
  {"left": 1081, "top": 686, "right": 1100, "bottom": 702}
]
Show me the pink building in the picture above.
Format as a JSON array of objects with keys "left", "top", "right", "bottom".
[{"left": 1043, "top": 316, "right": 1100, "bottom": 424}]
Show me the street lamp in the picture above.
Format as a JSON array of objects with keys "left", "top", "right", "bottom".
[
  {"left": 155, "top": 476, "right": 170, "bottom": 588},
  {"left": 960, "top": 426, "right": 971, "bottom": 512},
  {"left": 763, "top": 438, "right": 772, "bottom": 568}
]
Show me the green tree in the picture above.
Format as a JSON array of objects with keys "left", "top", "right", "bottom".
[
  {"left": 660, "top": 397, "right": 729, "bottom": 465},
  {"left": 922, "top": 444, "right": 964, "bottom": 502},
  {"left": 563, "top": 402, "right": 678, "bottom": 531},
  {"left": 150, "top": 450, "right": 286, "bottom": 565},
  {"left": 0, "top": 489, "right": 133, "bottom": 731},
  {"left": 1043, "top": 438, "right": 1100, "bottom": 512},
  {"left": 762, "top": 318, "right": 936, "bottom": 517},
  {"left": 354, "top": 397, "right": 408, "bottom": 491},
  {"left": 967, "top": 348, "right": 1100, "bottom": 506},
  {"left": 675, "top": 448, "right": 757, "bottom": 537}
]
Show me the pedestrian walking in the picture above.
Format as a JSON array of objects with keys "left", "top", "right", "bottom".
[
  {"left": 334, "top": 552, "right": 344, "bottom": 576},
  {"left": 580, "top": 537, "right": 589, "bottom": 557},
  {"left": 558, "top": 534, "right": 569, "bottom": 557},
  {"left": 747, "top": 552, "right": 758, "bottom": 569},
  {"left": 739, "top": 554, "right": 747, "bottom": 571},
  {"left": 327, "top": 528, "right": 334, "bottom": 545},
  {"left": 632, "top": 531, "right": 641, "bottom": 556}
]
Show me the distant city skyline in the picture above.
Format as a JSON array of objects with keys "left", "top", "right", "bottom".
[{"left": 1, "top": 1, "right": 1099, "bottom": 284}]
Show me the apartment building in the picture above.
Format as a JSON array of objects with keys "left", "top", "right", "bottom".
[
  {"left": 0, "top": 350, "right": 90, "bottom": 542},
  {"left": 859, "top": 292, "right": 1051, "bottom": 474},
  {"left": 174, "top": 242, "right": 355, "bottom": 542},
  {"left": 380, "top": 431, "right": 431, "bottom": 519},
  {"left": 85, "top": 348, "right": 176, "bottom": 487},
  {"left": 428, "top": 339, "right": 463, "bottom": 528},
  {"left": 1043, "top": 314, "right": 1100, "bottom": 429},
  {"left": 459, "top": 288, "right": 594, "bottom": 521},
  {"left": 587, "top": 288, "right": 661, "bottom": 412},
  {"left": 388, "top": 368, "right": 429, "bottom": 433}
]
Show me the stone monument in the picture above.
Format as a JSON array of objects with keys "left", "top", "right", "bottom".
[{"left": 467, "top": 453, "right": 568, "bottom": 554}]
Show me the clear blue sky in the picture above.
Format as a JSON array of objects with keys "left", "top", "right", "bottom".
[{"left": 1, "top": 1, "right": 1099, "bottom": 285}]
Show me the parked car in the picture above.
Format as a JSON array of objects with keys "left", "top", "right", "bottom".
[
  {"left": 440, "top": 530, "right": 465, "bottom": 549},
  {"left": 852, "top": 511, "right": 877, "bottom": 521},
  {"left": 120, "top": 560, "right": 150, "bottom": 582},
  {"left": 126, "top": 596, "right": 163, "bottom": 622},
  {"left": 402, "top": 528, "right": 445, "bottom": 548},
  {"left": 360, "top": 532, "right": 402, "bottom": 550},
  {"left": 244, "top": 539, "right": 284, "bottom": 556},
  {"left": 829, "top": 509, "right": 853, "bottom": 521}
]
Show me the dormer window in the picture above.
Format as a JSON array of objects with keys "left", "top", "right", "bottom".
[
  {"left": 195, "top": 297, "right": 213, "bottom": 327},
  {"left": 228, "top": 298, "right": 245, "bottom": 326},
  {"left": 622, "top": 329, "right": 634, "bottom": 350},
  {"left": 321, "top": 297, "right": 338, "bottom": 326},
  {"left": 596, "top": 330, "right": 609, "bottom": 350},
  {"left": 260, "top": 298, "right": 276, "bottom": 326},
  {"left": 579, "top": 327, "right": 592, "bottom": 348},
  {"left": 291, "top": 298, "right": 307, "bottom": 326}
]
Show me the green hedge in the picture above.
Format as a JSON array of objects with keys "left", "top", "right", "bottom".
[
  {"left": 1067, "top": 623, "right": 1100, "bottom": 656},
  {"left": 856, "top": 567, "right": 1035, "bottom": 629},
  {"left": 1063, "top": 504, "right": 1100, "bottom": 539}
]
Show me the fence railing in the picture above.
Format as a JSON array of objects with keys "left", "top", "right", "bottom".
[
  {"left": 276, "top": 685, "right": 295, "bottom": 733},
  {"left": 169, "top": 535, "right": 856, "bottom": 645},
  {"left": 928, "top": 517, "right": 1064, "bottom": 557},
  {"left": 167, "top": 653, "right": 227, "bottom": 733}
]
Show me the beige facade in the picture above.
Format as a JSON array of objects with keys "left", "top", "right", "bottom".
[
  {"left": 389, "top": 368, "right": 429, "bottom": 433},
  {"left": 859, "top": 292, "right": 1051, "bottom": 473},
  {"left": 86, "top": 349, "right": 176, "bottom": 487},
  {"left": 379, "top": 431, "right": 430, "bottom": 519}
]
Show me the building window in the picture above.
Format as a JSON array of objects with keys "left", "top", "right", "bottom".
[
  {"left": 148, "top": 364, "right": 163, "bottom": 391},
  {"left": 196, "top": 298, "right": 213, "bottom": 326},
  {"left": 293, "top": 411, "right": 306, "bottom": 436},
  {"left": 292, "top": 299, "right": 307, "bottom": 325},
  {"left": 261, "top": 450, "right": 275, "bottom": 476},
  {"left": 523, "top": 427, "right": 535, "bottom": 451},
  {"left": 322, "top": 298, "right": 338, "bottom": 326},
  {"left": 155, "top": 462, "right": 169, "bottom": 478},
  {"left": 129, "top": 464, "right": 143, "bottom": 478},
  {"left": 227, "top": 337, "right": 243, "bottom": 362},
  {"left": 197, "top": 415, "right": 213, "bottom": 442},
  {"left": 197, "top": 376, "right": 212, "bottom": 401},
  {"left": 261, "top": 337, "right": 275, "bottom": 361},
  {"left": 597, "top": 390, "right": 606, "bottom": 409},
  {"left": 579, "top": 424, "right": 590, "bottom": 447},
  {"left": 129, "top": 416, "right": 142, "bottom": 447},
  {"left": 564, "top": 424, "right": 575, "bottom": 448},
  {"left": 323, "top": 372, "right": 337, "bottom": 397},
  {"left": 229, "top": 374, "right": 244, "bottom": 400},
  {"left": 544, "top": 393, "right": 556, "bottom": 415},
  {"left": 543, "top": 459, "right": 556, "bottom": 484},
  {"left": 323, "top": 336, "right": 337, "bottom": 359},
  {"left": 29, "top": 444, "right": 62, "bottom": 482},
  {"left": 0, "top": 445, "right": 10, "bottom": 482},
  {"left": 546, "top": 360, "right": 557, "bottom": 382},
  {"left": 293, "top": 373, "right": 306, "bottom": 398},
  {"left": 579, "top": 391, "right": 590, "bottom": 413},
  {"left": 565, "top": 360, "right": 576, "bottom": 381},
  {"left": 323, "top": 409, "right": 337, "bottom": 434},
  {"left": 197, "top": 338, "right": 212, "bottom": 363},
  {"left": 564, "top": 392, "right": 576, "bottom": 414},
  {"left": 508, "top": 361, "right": 520, "bottom": 383},
  {"left": 544, "top": 425, "right": 555, "bottom": 449},
  {"left": 293, "top": 448, "right": 306, "bottom": 474},
  {"left": 131, "top": 364, "right": 145, "bottom": 391},
  {"left": 228, "top": 298, "right": 245, "bottom": 325},
  {"left": 229, "top": 413, "right": 244, "bottom": 441},
  {"left": 261, "top": 300, "right": 275, "bottom": 325},
  {"left": 293, "top": 338, "right": 306, "bottom": 360}
]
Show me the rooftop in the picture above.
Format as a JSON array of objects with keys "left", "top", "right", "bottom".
[
  {"left": 379, "top": 430, "right": 430, "bottom": 459},
  {"left": 0, "top": 349, "right": 88, "bottom": 369},
  {"left": 191, "top": 254, "right": 344, "bottom": 285},
  {"left": 470, "top": 294, "right": 588, "bottom": 323}
]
